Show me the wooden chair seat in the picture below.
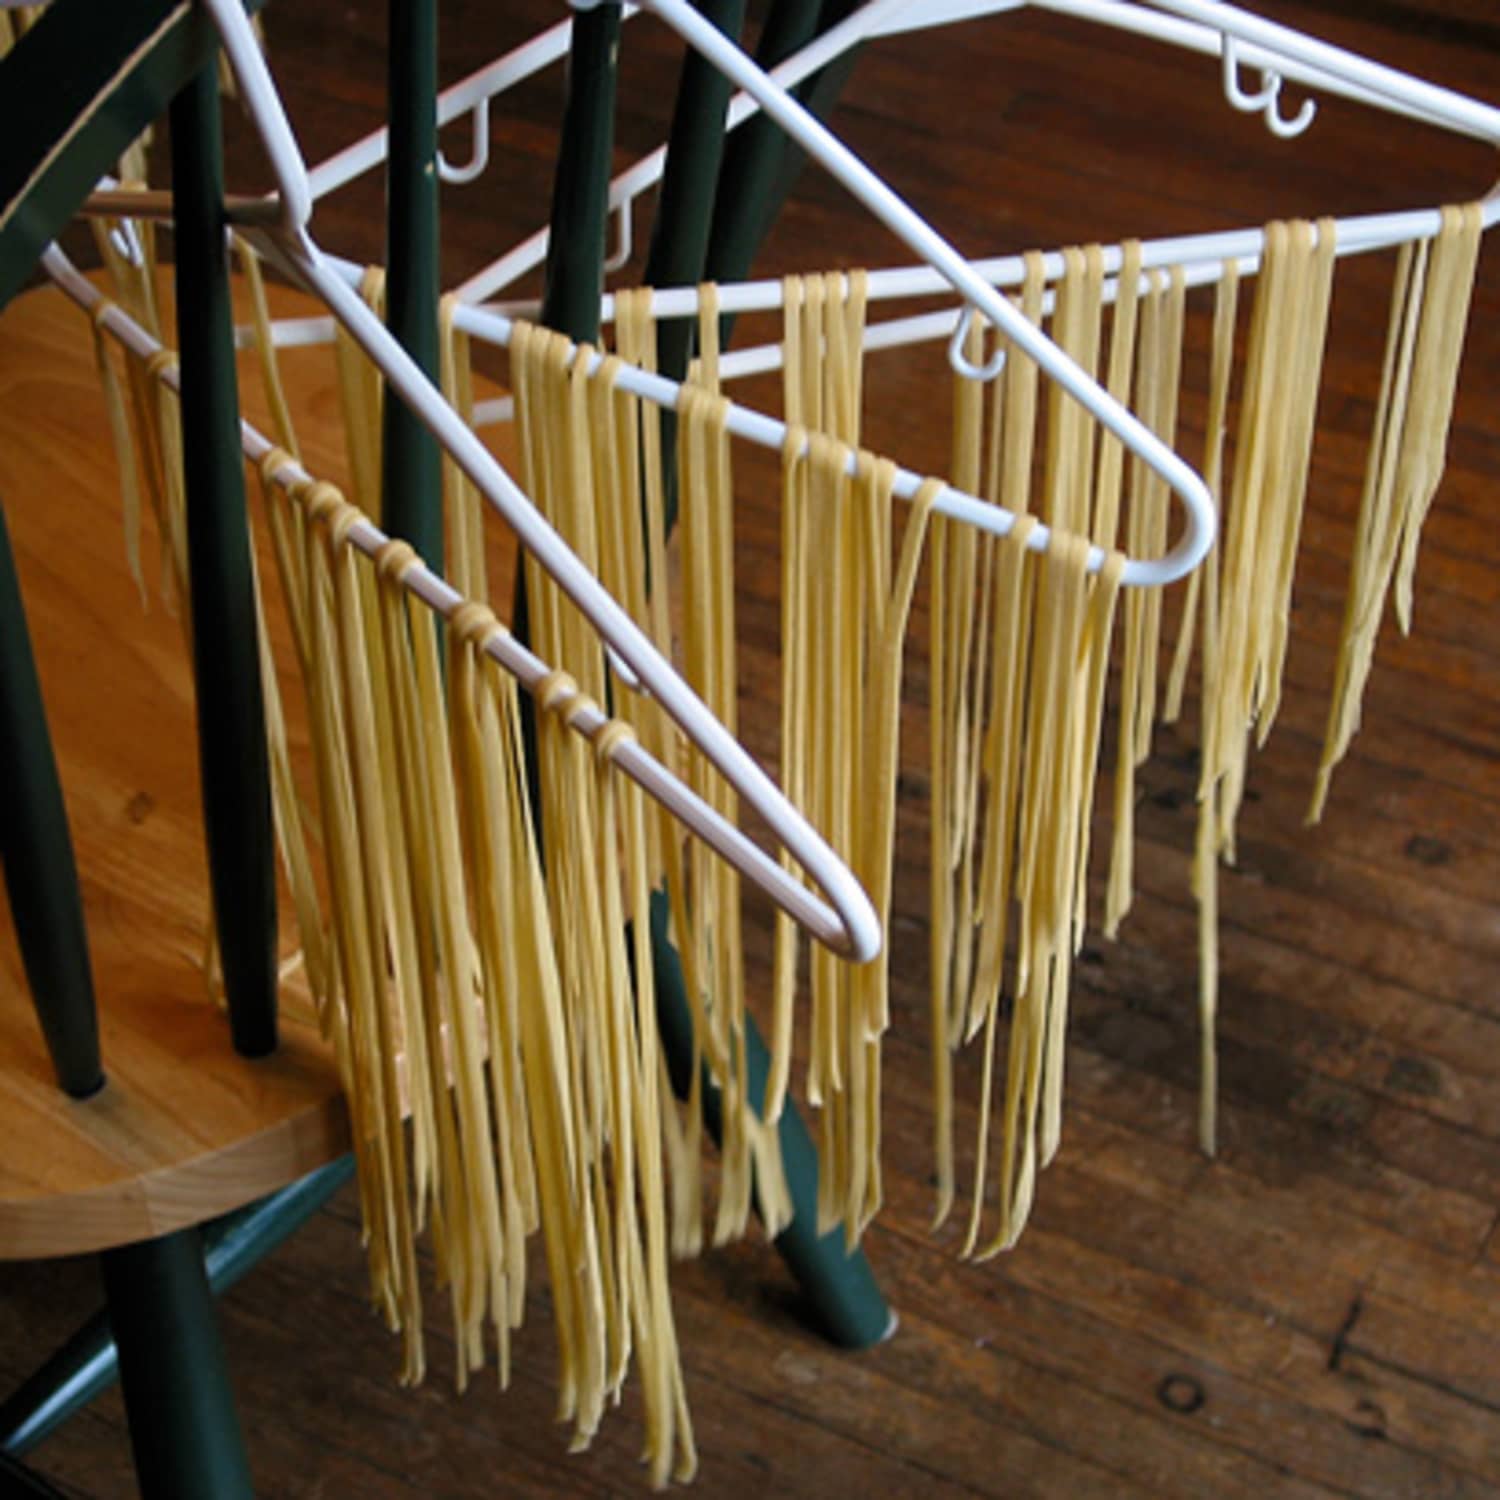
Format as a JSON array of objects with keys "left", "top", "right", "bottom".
[{"left": 0, "top": 277, "right": 350, "bottom": 1260}]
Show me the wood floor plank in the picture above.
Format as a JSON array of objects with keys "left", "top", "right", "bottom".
[
  {"left": 1117, "top": 843, "right": 1500, "bottom": 1139},
  {"left": 1344, "top": 1291, "right": 1500, "bottom": 1415},
  {"left": 868, "top": 1110, "right": 1487, "bottom": 1499},
  {"left": 1040, "top": 1068, "right": 1500, "bottom": 1353}
]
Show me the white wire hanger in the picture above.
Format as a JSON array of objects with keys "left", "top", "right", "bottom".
[
  {"left": 235, "top": 6, "right": 1214, "bottom": 593},
  {"left": 42, "top": 235, "right": 882, "bottom": 961},
  {"left": 85, "top": 0, "right": 1223, "bottom": 583},
  {"left": 302, "top": 9, "right": 636, "bottom": 205},
  {"left": 72, "top": 0, "right": 891, "bottom": 968},
  {"left": 565, "top": 0, "right": 1220, "bottom": 583},
  {"left": 305, "top": 246, "right": 1187, "bottom": 590},
  {"left": 799, "top": 0, "right": 1500, "bottom": 144}
]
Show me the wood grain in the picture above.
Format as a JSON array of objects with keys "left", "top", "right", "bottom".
[{"left": 0, "top": 276, "right": 350, "bottom": 1259}]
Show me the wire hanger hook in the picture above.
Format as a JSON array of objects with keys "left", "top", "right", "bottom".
[
  {"left": 438, "top": 95, "right": 491, "bottom": 184},
  {"left": 1221, "top": 36, "right": 1317, "bottom": 140},
  {"left": 947, "top": 304, "right": 1007, "bottom": 382},
  {"left": 603, "top": 195, "right": 634, "bottom": 272}
]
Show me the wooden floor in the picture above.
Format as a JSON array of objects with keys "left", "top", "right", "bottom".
[{"left": 5, "top": 1, "right": 1500, "bottom": 1494}]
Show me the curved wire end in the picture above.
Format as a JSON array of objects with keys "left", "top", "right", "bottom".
[
  {"left": 1220, "top": 35, "right": 1318, "bottom": 141},
  {"left": 947, "top": 305, "right": 1007, "bottom": 381},
  {"left": 832, "top": 881, "right": 883, "bottom": 965},
  {"left": 438, "top": 96, "right": 491, "bottom": 184},
  {"left": 603, "top": 196, "right": 634, "bottom": 272}
]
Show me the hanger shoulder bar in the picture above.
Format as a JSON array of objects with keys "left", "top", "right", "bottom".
[{"left": 608, "top": 193, "right": 1500, "bottom": 329}]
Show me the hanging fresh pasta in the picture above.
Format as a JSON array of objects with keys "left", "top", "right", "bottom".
[
  {"left": 980, "top": 531, "right": 1123, "bottom": 1254},
  {"left": 778, "top": 427, "right": 938, "bottom": 1243},
  {"left": 251, "top": 460, "right": 699, "bottom": 1479},
  {"left": 1180, "top": 219, "right": 1338, "bottom": 1151},
  {"left": 1106, "top": 261, "right": 1186, "bottom": 940},
  {"left": 333, "top": 266, "right": 387, "bottom": 522},
  {"left": 1173, "top": 263, "right": 1241, "bottom": 1157},
  {"left": 772, "top": 269, "right": 870, "bottom": 1134},
  {"left": 1310, "top": 203, "right": 1484, "bottom": 821},
  {"left": 929, "top": 245, "right": 1132, "bottom": 1238}
]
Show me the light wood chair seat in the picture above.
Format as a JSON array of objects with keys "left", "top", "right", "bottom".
[{"left": 0, "top": 278, "right": 350, "bottom": 1260}]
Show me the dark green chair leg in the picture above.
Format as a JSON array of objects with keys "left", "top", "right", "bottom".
[
  {"left": 534, "top": 1, "right": 892, "bottom": 1351},
  {"left": 101, "top": 1228, "right": 254, "bottom": 1500},
  {"left": 540, "top": 1, "right": 623, "bottom": 339},
  {"left": 515, "top": 0, "right": 625, "bottom": 813},
  {"left": 703, "top": 0, "right": 862, "bottom": 317},
  {"left": 644, "top": 0, "right": 747, "bottom": 528},
  {"left": 0, "top": 499, "right": 102, "bottom": 1100},
  {"left": 0, "top": 1317, "right": 114, "bottom": 1464},
  {"left": 382, "top": 0, "right": 444, "bottom": 567},
  {"left": 0, "top": 1156, "right": 355, "bottom": 1458},
  {"left": 170, "top": 64, "right": 279, "bottom": 1059},
  {"left": 644, "top": 0, "right": 890, "bottom": 1349},
  {"left": 650, "top": 895, "right": 891, "bottom": 1348},
  {"left": 644, "top": 0, "right": 747, "bottom": 375}
]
